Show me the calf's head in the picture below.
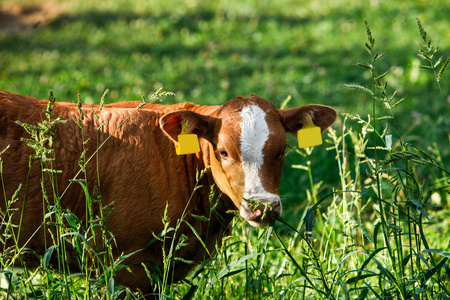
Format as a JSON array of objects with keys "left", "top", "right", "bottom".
[{"left": 160, "top": 95, "right": 336, "bottom": 227}]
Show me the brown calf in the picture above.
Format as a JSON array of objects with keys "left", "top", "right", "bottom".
[{"left": 0, "top": 91, "right": 336, "bottom": 296}]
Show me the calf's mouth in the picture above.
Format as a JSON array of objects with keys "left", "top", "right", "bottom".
[{"left": 241, "top": 198, "right": 281, "bottom": 227}]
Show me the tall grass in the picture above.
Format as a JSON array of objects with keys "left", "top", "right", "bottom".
[
  {"left": 1, "top": 20, "right": 449, "bottom": 299},
  {"left": 171, "top": 19, "right": 450, "bottom": 300}
]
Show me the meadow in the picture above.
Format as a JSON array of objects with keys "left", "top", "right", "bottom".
[{"left": 0, "top": 0, "right": 449, "bottom": 299}]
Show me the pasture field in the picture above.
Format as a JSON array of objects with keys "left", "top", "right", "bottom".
[{"left": 1, "top": 0, "right": 449, "bottom": 299}]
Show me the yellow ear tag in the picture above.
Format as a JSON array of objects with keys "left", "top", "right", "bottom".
[
  {"left": 297, "top": 118, "right": 322, "bottom": 148},
  {"left": 175, "top": 121, "right": 200, "bottom": 155}
]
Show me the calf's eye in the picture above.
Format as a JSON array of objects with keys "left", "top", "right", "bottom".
[{"left": 219, "top": 150, "right": 229, "bottom": 159}]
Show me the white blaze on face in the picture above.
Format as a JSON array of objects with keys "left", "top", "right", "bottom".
[{"left": 239, "top": 105, "right": 280, "bottom": 219}]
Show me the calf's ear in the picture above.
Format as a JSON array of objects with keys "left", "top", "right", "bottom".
[
  {"left": 278, "top": 104, "right": 337, "bottom": 135},
  {"left": 160, "top": 110, "right": 219, "bottom": 143}
]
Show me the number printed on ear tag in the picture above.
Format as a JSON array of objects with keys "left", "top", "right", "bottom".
[
  {"left": 176, "top": 133, "right": 200, "bottom": 155},
  {"left": 297, "top": 125, "right": 322, "bottom": 148}
]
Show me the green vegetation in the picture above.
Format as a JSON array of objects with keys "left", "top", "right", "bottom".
[{"left": 1, "top": 0, "right": 449, "bottom": 299}]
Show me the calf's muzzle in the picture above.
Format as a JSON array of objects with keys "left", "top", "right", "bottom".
[{"left": 243, "top": 197, "right": 281, "bottom": 226}]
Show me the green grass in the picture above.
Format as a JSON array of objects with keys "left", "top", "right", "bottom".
[{"left": 1, "top": 0, "right": 449, "bottom": 299}]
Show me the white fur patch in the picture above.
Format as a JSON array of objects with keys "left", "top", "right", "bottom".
[{"left": 239, "top": 105, "right": 278, "bottom": 201}]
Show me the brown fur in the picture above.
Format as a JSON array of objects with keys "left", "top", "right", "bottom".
[{"left": 0, "top": 91, "right": 336, "bottom": 297}]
